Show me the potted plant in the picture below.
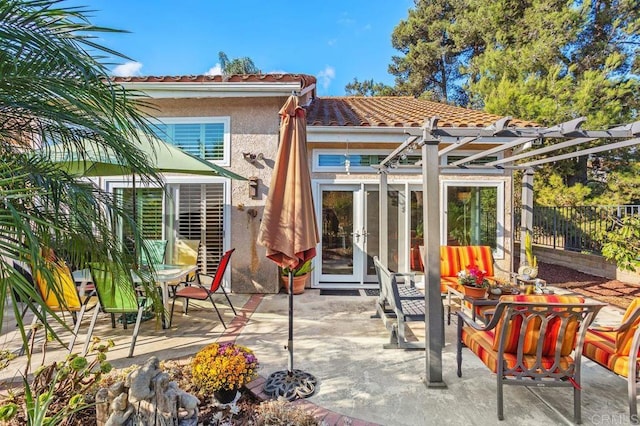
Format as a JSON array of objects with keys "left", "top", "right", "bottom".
[
  {"left": 457, "top": 265, "right": 490, "bottom": 298},
  {"left": 280, "top": 259, "right": 313, "bottom": 294},
  {"left": 518, "top": 230, "right": 539, "bottom": 278},
  {"left": 191, "top": 342, "right": 259, "bottom": 404}
]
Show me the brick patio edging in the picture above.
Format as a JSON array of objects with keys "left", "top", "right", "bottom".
[{"left": 215, "top": 293, "right": 381, "bottom": 426}]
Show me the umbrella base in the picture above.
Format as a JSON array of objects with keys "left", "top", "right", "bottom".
[{"left": 264, "top": 369, "right": 317, "bottom": 401}]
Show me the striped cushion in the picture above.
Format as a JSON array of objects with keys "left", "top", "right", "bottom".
[
  {"left": 616, "top": 298, "right": 640, "bottom": 355},
  {"left": 492, "top": 295, "right": 585, "bottom": 356},
  {"left": 462, "top": 326, "right": 574, "bottom": 374},
  {"left": 440, "top": 246, "right": 461, "bottom": 277},
  {"left": 584, "top": 328, "right": 636, "bottom": 378},
  {"left": 458, "top": 246, "right": 494, "bottom": 277},
  {"left": 441, "top": 277, "right": 460, "bottom": 294}
]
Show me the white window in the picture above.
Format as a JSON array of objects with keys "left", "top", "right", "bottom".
[
  {"left": 442, "top": 181, "right": 505, "bottom": 258},
  {"left": 107, "top": 178, "right": 229, "bottom": 277},
  {"left": 150, "top": 117, "right": 231, "bottom": 166}
]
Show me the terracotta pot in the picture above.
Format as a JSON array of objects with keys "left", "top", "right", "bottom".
[
  {"left": 281, "top": 274, "right": 308, "bottom": 294},
  {"left": 462, "top": 285, "right": 486, "bottom": 299}
]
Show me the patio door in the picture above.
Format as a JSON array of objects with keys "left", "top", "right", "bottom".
[{"left": 317, "top": 184, "right": 379, "bottom": 287}]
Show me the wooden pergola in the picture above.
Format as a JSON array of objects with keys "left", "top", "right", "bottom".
[{"left": 377, "top": 116, "right": 640, "bottom": 387}]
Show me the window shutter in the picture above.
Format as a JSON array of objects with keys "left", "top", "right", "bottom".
[{"left": 177, "top": 183, "right": 224, "bottom": 275}]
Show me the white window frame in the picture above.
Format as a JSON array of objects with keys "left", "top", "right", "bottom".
[
  {"left": 441, "top": 180, "right": 505, "bottom": 259},
  {"left": 312, "top": 149, "right": 393, "bottom": 173},
  {"left": 150, "top": 116, "right": 231, "bottom": 166}
]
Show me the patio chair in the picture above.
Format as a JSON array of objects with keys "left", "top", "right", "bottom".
[
  {"left": 169, "top": 248, "right": 237, "bottom": 328},
  {"left": 84, "top": 263, "right": 152, "bottom": 358},
  {"left": 583, "top": 297, "right": 640, "bottom": 423},
  {"left": 28, "top": 260, "right": 90, "bottom": 353},
  {"left": 457, "top": 294, "right": 605, "bottom": 423},
  {"left": 140, "top": 239, "right": 168, "bottom": 265}
]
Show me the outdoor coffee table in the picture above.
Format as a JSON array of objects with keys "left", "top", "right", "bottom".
[{"left": 446, "top": 285, "right": 499, "bottom": 325}]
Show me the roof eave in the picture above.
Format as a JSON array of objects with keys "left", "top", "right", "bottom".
[{"left": 119, "top": 81, "right": 303, "bottom": 98}]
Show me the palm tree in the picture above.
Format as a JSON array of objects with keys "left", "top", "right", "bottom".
[
  {"left": 218, "top": 51, "right": 260, "bottom": 75},
  {"left": 0, "top": 0, "right": 162, "bottom": 357}
]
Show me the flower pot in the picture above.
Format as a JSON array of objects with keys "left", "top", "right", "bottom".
[
  {"left": 214, "top": 388, "right": 239, "bottom": 404},
  {"left": 462, "top": 285, "right": 486, "bottom": 299},
  {"left": 280, "top": 274, "right": 308, "bottom": 294}
]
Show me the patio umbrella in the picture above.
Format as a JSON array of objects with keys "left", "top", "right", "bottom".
[
  {"left": 37, "top": 131, "right": 245, "bottom": 260},
  {"left": 258, "top": 95, "right": 320, "bottom": 400}
]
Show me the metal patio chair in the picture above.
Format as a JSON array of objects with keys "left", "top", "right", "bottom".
[
  {"left": 169, "top": 248, "right": 237, "bottom": 328},
  {"left": 83, "top": 263, "right": 152, "bottom": 358}
]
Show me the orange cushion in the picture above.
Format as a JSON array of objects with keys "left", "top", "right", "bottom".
[
  {"left": 441, "top": 277, "right": 460, "bottom": 294},
  {"left": 584, "top": 328, "right": 637, "bottom": 378},
  {"left": 440, "top": 246, "right": 461, "bottom": 277},
  {"left": 616, "top": 298, "right": 640, "bottom": 355},
  {"left": 462, "top": 326, "right": 574, "bottom": 374},
  {"left": 457, "top": 246, "right": 494, "bottom": 277},
  {"left": 492, "top": 295, "right": 585, "bottom": 356}
]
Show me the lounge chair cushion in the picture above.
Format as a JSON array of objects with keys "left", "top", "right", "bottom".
[
  {"left": 440, "top": 246, "right": 461, "bottom": 277},
  {"left": 617, "top": 298, "right": 640, "bottom": 355},
  {"left": 461, "top": 326, "right": 574, "bottom": 374},
  {"left": 492, "top": 295, "right": 584, "bottom": 356},
  {"left": 457, "top": 246, "right": 494, "bottom": 277},
  {"left": 583, "top": 328, "right": 635, "bottom": 378}
]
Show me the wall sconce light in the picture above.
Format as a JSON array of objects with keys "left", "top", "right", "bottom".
[
  {"left": 243, "top": 152, "right": 264, "bottom": 164},
  {"left": 248, "top": 176, "right": 259, "bottom": 199}
]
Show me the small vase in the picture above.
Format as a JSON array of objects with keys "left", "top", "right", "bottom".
[
  {"left": 462, "top": 285, "right": 486, "bottom": 299},
  {"left": 214, "top": 388, "right": 238, "bottom": 404}
]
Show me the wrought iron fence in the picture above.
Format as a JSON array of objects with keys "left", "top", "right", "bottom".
[{"left": 514, "top": 205, "right": 640, "bottom": 254}]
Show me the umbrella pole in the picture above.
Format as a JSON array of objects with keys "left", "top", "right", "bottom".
[
  {"left": 287, "top": 269, "right": 294, "bottom": 372},
  {"left": 263, "top": 268, "right": 318, "bottom": 401}
]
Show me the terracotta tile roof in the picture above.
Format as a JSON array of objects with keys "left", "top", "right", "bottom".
[
  {"left": 306, "top": 96, "right": 537, "bottom": 128},
  {"left": 112, "top": 73, "right": 316, "bottom": 89}
]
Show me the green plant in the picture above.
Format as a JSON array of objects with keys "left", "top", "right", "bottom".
[
  {"left": 457, "top": 266, "right": 490, "bottom": 288},
  {"left": 524, "top": 231, "right": 538, "bottom": 268},
  {"left": 253, "top": 398, "right": 319, "bottom": 426},
  {"left": 601, "top": 216, "right": 640, "bottom": 272},
  {"left": 0, "top": 337, "right": 114, "bottom": 425},
  {"left": 281, "top": 259, "right": 313, "bottom": 277},
  {"left": 191, "top": 342, "right": 259, "bottom": 394}
]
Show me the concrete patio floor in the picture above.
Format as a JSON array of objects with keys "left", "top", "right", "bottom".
[{"left": 0, "top": 288, "right": 635, "bottom": 425}]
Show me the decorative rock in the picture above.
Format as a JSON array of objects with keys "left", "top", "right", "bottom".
[{"left": 96, "top": 356, "right": 199, "bottom": 426}]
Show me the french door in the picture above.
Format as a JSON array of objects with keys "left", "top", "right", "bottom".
[{"left": 317, "top": 184, "right": 380, "bottom": 287}]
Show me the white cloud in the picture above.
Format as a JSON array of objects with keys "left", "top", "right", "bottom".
[
  {"left": 327, "top": 38, "right": 337, "bottom": 46},
  {"left": 317, "top": 66, "right": 336, "bottom": 90},
  {"left": 205, "top": 64, "right": 223, "bottom": 76},
  {"left": 111, "top": 61, "right": 143, "bottom": 77}
]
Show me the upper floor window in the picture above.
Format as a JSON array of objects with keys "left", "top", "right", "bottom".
[{"left": 150, "top": 117, "right": 231, "bottom": 166}]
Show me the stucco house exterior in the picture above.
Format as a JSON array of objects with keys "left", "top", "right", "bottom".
[{"left": 111, "top": 73, "right": 533, "bottom": 294}]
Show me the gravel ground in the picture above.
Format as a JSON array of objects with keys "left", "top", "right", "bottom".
[{"left": 537, "top": 261, "right": 640, "bottom": 309}]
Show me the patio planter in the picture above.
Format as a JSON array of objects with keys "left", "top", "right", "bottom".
[
  {"left": 214, "top": 388, "right": 239, "bottom": 404},
  {"left": 462, "top": 285, "right": 486, "bottom": 299},
  {"left": 281, "top": 274, "right": 308, "bottom": 294}
]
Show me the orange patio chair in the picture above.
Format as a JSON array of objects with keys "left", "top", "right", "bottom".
[
  {"left": 169, "top": 248, "right": 237, "bottom": 328},
  {"left": 457, "top": 294, "right": 605, "bottom": 423},
  {"left": 583, "top": 298, "right": 640, "bottom": 423}
]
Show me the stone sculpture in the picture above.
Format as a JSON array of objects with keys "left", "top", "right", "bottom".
[{"left": 96, "top": 356, "right": 200, "bottom": 426}]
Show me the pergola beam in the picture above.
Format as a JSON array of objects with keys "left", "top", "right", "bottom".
[{"left": 518, "top": 137, "right": 640, "bottom": 168}]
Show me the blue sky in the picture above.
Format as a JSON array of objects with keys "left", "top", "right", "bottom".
[{"left": 70, "top": 1, "right": 415, "bottom": 96}]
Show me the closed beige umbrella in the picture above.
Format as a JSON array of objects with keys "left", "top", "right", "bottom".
[{"left": 258, "top": 95, "right": 319, "bottom": 400}]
